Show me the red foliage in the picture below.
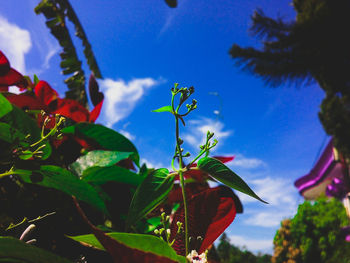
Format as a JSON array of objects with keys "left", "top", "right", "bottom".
[
  {"left": 0, "top": 51, "right": 27, "bottom": 91},
  {"left": 170, "top": 186, "right": 237, "bottom": 255}
]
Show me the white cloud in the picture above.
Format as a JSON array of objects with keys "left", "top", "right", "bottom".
[
  {"left": 229, "top": 235, "right": 272, "bottom": 252},
  {"left": 119, "top": 130, "right": 135, "bottom": 141},
  {"left": 99, "top": 78, "right": 160, "bottom": 127},
  {"left": 238, "top": 176, "right": 298, "bottom": 228},
  {"left": 244, "top": 211, "right": 292, "bottom": 228},
  {"left": 0, "top": 16, "right": 31, "bottom": 73},
  {"left": 141, "top": 158, "right": 168, "bottom": 170},
  {"left": 229, "top": 154, "right": 266, "bottom": 169},
  {"left": 183, "top": 118, "right": 232, "bottom": 150}
]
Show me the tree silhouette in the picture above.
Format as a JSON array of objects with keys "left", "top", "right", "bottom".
[{"left": 230, "top": 0, "right": 350, "bottom": 159}]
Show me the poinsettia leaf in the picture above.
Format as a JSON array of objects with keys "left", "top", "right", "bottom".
[
  {"left": 34, "top": 80, "right": 58, "bottom": 105},
  {"left": 70, "top": 150, "right": 133, "bottom": 175},
  {"left": 89, "top": 100, "right": 103, "bottom": 123},
  {"left": 164, "top": 0, "right": 178, "bottom": 8},
  {"left": 0, "top": 51, "right": 10, "bottom": 75},
  {"left": 0, "top": 236, "right": 72, "bottom": 263},
  {"left": 0, "top": 93, "right": 12, "bottom": 118},
  {"left": 170, "top": 186, "right": 237, "bottom": 255},
  {"left": 126, "top": 168, "right": 174, "bottom": 229},
  {"left": 61, "top": 123, "right": 139, "bottom": 166},
  {"left": 68, "top": 233, "right": 186, "bottom": 263},
  {"left": 88, "top": 74, "right": 104, "bottom": 106},
  {"left": 0, "top": 68, "right": 27, "bottom": 90},
  {"left": 198, "top": 157, "right": 267, "bottom": 203},
  {"left": 17, "top": 165, "right": 108, "bottom": 215},
  {"left": 72, "top": 197, "right": 185, "bottom": 263},
  {"left": 52, "top": 98, "right": 90, "bottom": 123},
  {"left": 152, "top": 105, "right": 173, "bottom": 114},
  {"left": 81, "top": 166, "right": 143, "bottom": 187},
  {"left": 6, "top": 94, "right": 47, "bottom": 111}
]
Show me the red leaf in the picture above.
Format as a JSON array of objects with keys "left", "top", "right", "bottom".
[
  {"left": 117, "top": 158, "right": 136, "bottom": 171},
  {"left": 0, "top": 51, "right": 10, "bottom": 75},
  {"left": 34, "top": 80, "right": 58, "bottom": 105},
  {"left": 52, "top": 98, "right": 90, "bottom": 123},
  {"left": 89, "top": 99, "right": 103, "bottom": 122},
  {"left": 72, "top": 197, "right": 177, "bottom": 263},
  {"left": 88, "top": 74, "right": 104, "bottom": 106},
  {"left": 170, "top": 186, "right": 236, "bottom": 255},
  {"left": 0, "top": 68, "right": 27, "bottom": 90},
  {"left": 213, "top": 156, "right": 235, "bottom": 163},
  {"left": 6, "top": 94, "right": 47, "bottom": 111}
]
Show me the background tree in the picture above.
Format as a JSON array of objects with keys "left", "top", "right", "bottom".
[
  {"left": 230, "top": 0, "right": 350, "bottom": 159},
  {"left": 216, "top": 233, "right": 271, "bottom": 263},
  {"left": 272, "top": 197, "right": 350, "bottom": 263}
]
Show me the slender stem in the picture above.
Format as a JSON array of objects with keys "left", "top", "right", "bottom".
[{"left": 175, "top": 115, "right": 189, "bottom": 256}]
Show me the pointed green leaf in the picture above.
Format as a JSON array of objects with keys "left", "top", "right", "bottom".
[
  {"left": 198, "top": 157, "right": 267, "bottom": 203},
  {"left": 82, "top": 166, "right": 143, "bottom": 187},
  {"left": 70, "top": 150, "right": 133, "bottom": 175},
  {"left": 61, "top": 123, "right": 139, "bottom": 166},
  {"left": 0, "top": 93, "right": 12, "bottom": 118},
  {"left": 17, "top": 165, "right": 109, "bottom": 215},
  {"left": 68, "top": 232, "right": 186, "bottom": 263},
  {"left": 126, "top": 168, "right": 174, "bottom": 229},
  {"left": 152, "top": 105, "right": 173, "bottom": 114},
  {"left": 0, "top": 237, "right": 72, "bottom": 263}
]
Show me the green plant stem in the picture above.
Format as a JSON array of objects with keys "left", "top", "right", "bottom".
[{"left": 175, "top": 115, "right": 189, "bottom": 256}]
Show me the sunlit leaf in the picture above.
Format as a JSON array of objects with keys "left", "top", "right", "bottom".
[
  {"left": 197, "top": 157, "right": 267, "bottom": 203},
  {"left": 70, "top": 150, "right": 133, "bottom": 175},
  {"left": 152, "top": 105, "right": 173, "bottom": 114},
  {"left": 0, "top": 93, "right": 12, "bottom": 118},
  {"left": 126, "top": 168, "right": 174, "bottom": 229},
  {"left": 61, "top": 123, "right": 139, "bottom": 166},
  {"left": 0, "top": 236, "right": 71, "bottom": 263}
]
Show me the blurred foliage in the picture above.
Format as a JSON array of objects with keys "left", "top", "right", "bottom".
[
  {"left": 216, "top": 233, "right": 271, "bottom": 263},
  {"left": 272, "top": 197, "right": 350, "bottom": 263},
  {"left": 35, "top": 0, "right": 102, "bottom": 107},
  {"left": 230, "top": 0, "right": 350, "bottom": 159}
]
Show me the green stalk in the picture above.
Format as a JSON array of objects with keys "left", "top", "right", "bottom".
[{"left": 175, "top": 115, "right": 189, "bottom": 256}]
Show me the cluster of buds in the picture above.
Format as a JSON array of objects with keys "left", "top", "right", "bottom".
[
  {"left": 199, "top": 131, "right": 218, "bottom": 156},
  {"left": 153, "top": 212, "right": 183, "bottom": 246}
]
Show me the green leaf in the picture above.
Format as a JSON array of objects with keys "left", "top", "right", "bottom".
[
  {"left": 0, "top": 93, "right": 12, "bottom": 118},
  {"left": 0, "top": 236, "right": 72, "bottom": 263},
  {"left": 82, "top": 166, "right": 143, "bottom": 187},
  {"left": 126, "top": 168, "right": 174, "bottom": 229},
  {"left": 152, "top": 105, "right": 173, "bottom": 114},
  {"left": 70, "top": 150, "right": 133, "bottom": 175},
  {"left": 17, "top": 165, "right": 109, "bottom": 215},
  {"left": 197, "top": 157, "right": 267, "bottom": 203},
  {"left": 61, "top": 123, "right": 139, "bottom": 166},
  {"left": 68, "top": 232, "right": 186, "bottom": 263},
  {"left": 0, "top": 106, "right": 52, "bottom": 160},
  {"left": 19, "top": 150, "right": 34, "bottom": 160},
  {"left": 33, "top": 74, "right": 39, "bottom": 86},
  {"left": 0, "top": 122, "right": 25, "bottom": 143}
]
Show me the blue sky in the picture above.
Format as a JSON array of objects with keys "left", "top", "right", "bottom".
[{"left": 1, "top": 0, "right": 327, "bottom": 254}]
